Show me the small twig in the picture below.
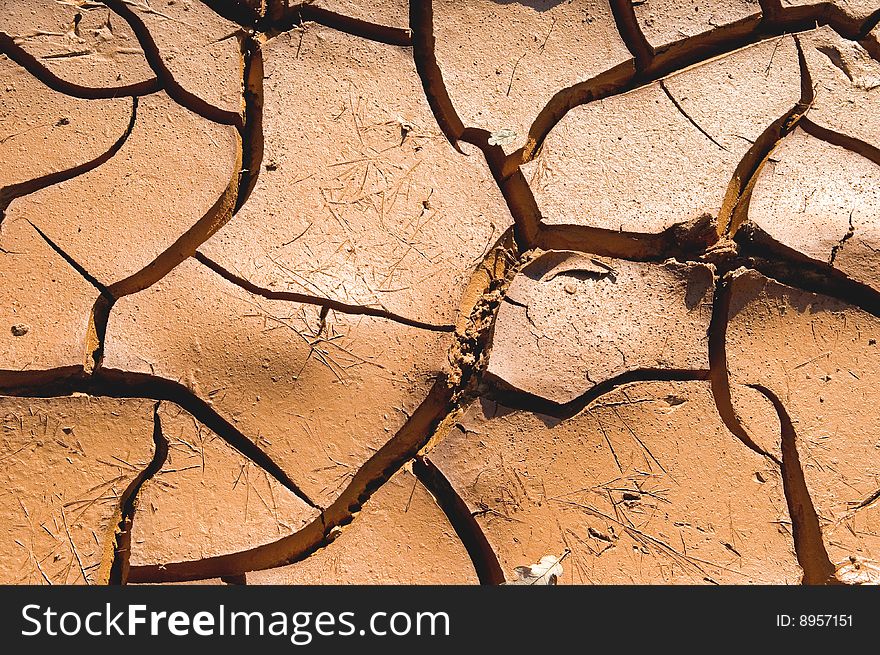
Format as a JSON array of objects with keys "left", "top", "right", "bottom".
[
  {"left": 506, "top": 52, "right": 527, "bottom": 97},
  {"left": 61, "top": 507, "right": 90, "bottom": 585}
]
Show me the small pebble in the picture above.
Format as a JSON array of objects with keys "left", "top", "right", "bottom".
[
  {"left": 11, "top": 323, "right": 29, "bottom": 337},
  {"left": 563, "top": 283, "right": 577, "bottom": 295}
]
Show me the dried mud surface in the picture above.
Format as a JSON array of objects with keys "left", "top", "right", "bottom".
[{"left": 1, "top": 0, "right": 879, "bottom": 586}]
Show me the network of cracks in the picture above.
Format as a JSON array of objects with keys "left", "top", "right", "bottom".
[{"left": 1, "top": 0, "right": 880, "bottom": 585}]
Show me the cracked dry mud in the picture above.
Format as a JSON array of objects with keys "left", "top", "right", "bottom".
[{"left": 0, "top": 1, "right": 879, "bottom": 587}]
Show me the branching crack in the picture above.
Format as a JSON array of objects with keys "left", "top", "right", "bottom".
[
  {"left": 100, "top": 0, "right": 244, "bottom": 128},
  {"left": 750, "top": 384, "right": 838, "bottom": 584},
  {"left": 720, "top": 35, "right": 815, "bottom": 236},
  {"left": 609, "top": 0, "right": 655, "bottom": 71},
  {"left": 707, "top": 273, "right": 780, "bottom": 462},
  {"left": 236, "top": 33, "right": 265, "bottom": 213},
  {"left": 105, "top": 146, "right": 241, "bottom": 299},
  {"left": 0, "top": 367, "right": 319, "bottom": 512},
  {"left": 410, "top": 0, "right": 465, "bottom": 150},
  {"left": 119, "top": 234, "right": 519, "bottom": 582},
  {"left": 0, "top": 31, "right": 160, "bottom": 99},
  {"left": 4, "top": 0, "right": 880, "bottom": 587},
  {"left": 517, "top": 1, "right": 878, "bottom": 167}
]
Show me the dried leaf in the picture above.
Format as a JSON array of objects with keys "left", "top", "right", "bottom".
[
  {"left": 836, "top": 557, "right": 880, "bottom": 585},
  {"left": 488, "top": 128, "right": 517, "bottom": 147},
  {"left": 504, "top": 549, "right": 570, "bottom": 585}
]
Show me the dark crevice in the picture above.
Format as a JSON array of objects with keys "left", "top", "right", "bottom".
[
  {"left": 759, "top": 0, "right": 783, "bottom": 22},
  {"left": 109, "top": 402, "right": 169, "bottom": 585},
  {"left": 861, "top": 34, "right": 880, "bottom": 68},
  {"left": 263, "top": 4, "right": 412, "bottom": 45},
  {"left": 410, "top": 0, "right": 464, "bottom": 150},
  {"left": 193, "top": 251, "right": 456, "bottom": 332},
  {"left": 707, "top": 273, "right": 780, "bottom": 462},
  {"left": 200, "top": 0, "right": 262, "bottom": 27},
  {"left": 86, "top": 294, "right": 113, "bottom": 375},
  {"left": 236, "top": 34, "right": 265, "bottom": 213},
  {"left": 734, "top": 226, "right": 880, "bottom": 318},
  {"left": 202, "top": 0, "right": 446, "bottom": 47},
  {"left": 0, "top": 32, "right": 161, "bottom": 99},
  {"left": 105, "top": 156, "right": 240, "bottom": 299},
  {"left": 609, "top": 0, "right": 654, "bottom": 71},
  {"left": 264, "top": 0, "right": 287, "bottom": 23},
  {"left": 750, "top": 384, "right": 838, "bottom": 584},
  {"left": 535, "top": 214, "right": 719, "bottom": 260},
  {"left": 773, "top": 2, "right": 880, "bottom": 36},
  {"left": 722, "top": 36, "right": 814, "bottom": 236},
  {"left": 828, "top": 210, "right": 855, "bottom": 266},
  {"left": 863, "top": 7, "right": 880, "bottom": 35},
  {"left": 126, "top": 378, "right": 455, "bottom": 582},
  {"left": 26, "top": 220, "right": 109, "bottom": 296},
  {"left": 659, "top": 80, "right": 728, "bottom": 151},
  {"left": 413, "top": 455, "right": 506, "bottom": 585},
  {"left": 482, "top": 368, "right": 710, "bottom": 421},
  {"left": 518, "top": 2, "right": 878, "bottom": 167},
  {"left": 800, "top": 117, "right": 880, "bottom": 167},
  {"left": 0, "top": 367, "right": 318, "bottom": 511},
  {"left": 121, "top": 235, "right": 516, "bottom": 582},
  {"left": 101, "top": 0, "right": 244, "bottom": 128},
  {"left": 0, "top": 97, "right": 139, "bottom": 229},
  {"left": 460, "top": 128, "right": 540, "bottom": 251}
]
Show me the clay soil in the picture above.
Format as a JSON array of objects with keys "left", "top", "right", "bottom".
[{"left": 1, "top": 0, "right": 879, "bottom": 585}]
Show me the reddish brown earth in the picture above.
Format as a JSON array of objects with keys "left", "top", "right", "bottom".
[
  {"left": 1, "top": 0, "right": 879, "bottom": 586},
  {"left": 0, "top": 397, "right": 155, "bottom": 584}
]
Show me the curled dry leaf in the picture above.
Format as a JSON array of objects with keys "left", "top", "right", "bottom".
[
  {"left": 488, "top": 128, "right": 517, "bottom": 147},
  {"left": 835, "top": 557, "right": 880, "bottom": 585},
  {"left": 505, "top": 549, "right": 571, "bottom": 585}
]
